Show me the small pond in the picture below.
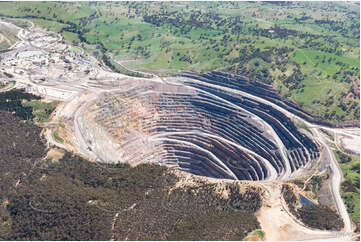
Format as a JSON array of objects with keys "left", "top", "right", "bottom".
[{"left": 299, "top": 194, "right": 315, "bottom": 206}]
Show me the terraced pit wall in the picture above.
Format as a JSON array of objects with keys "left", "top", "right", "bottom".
[
  {"left": 84, "top": 73, "right": 321, "bottom": 181},
  {"left": 185, "top": 72, "right": 360, "bottom": 128}
]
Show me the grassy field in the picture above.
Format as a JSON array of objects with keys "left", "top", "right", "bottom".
[
  {"left": 334, "top": 150, "right": 360, "bottom": 225},
  {"left": 244, "top": 230, "right": 265, "bottom": 240},
  {"left": 0, "top": 1, "right": 359, "bottom": 122},
  {"left": 30, "top": 18, "right": 68, "bottom": 32},
  {"left": 53, "top": 128, "right": 64, "bottom": 143},
  {"left": 22, "top": 100, "right": 59, "bottom": 123},
  {"left": 0, "top": 22, "right": 19, "bottom": 48},
  {"left": 0, "top": 39, "right": 9, "bottom": 50}
]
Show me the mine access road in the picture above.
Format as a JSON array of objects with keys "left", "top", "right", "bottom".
[{"left": 0, "top": 18, "right": 358, "bottom": 241}]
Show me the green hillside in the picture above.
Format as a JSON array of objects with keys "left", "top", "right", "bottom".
[{"left": 0, "top": 1, "right": 359, "bottom": 123}]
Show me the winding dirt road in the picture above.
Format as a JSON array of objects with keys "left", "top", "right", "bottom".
[
  {"left": 0, "top": 18, "right": 358, "bottom": 241},
  {"left": 178, "top": 75, "right": 354, "bottom": 240}
]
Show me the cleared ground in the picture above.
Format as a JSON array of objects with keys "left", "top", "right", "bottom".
[
  {"left": 0, "top": 2, "right": 358, "bottom": 123},
  {"left": 0, "top": 18, "right": 358, "bottom": 241}
]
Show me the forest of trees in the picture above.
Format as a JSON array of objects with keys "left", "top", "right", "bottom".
[
  {"left": 0, "top": 89, "right": 40, "bottom": 120},
  {"left": 0, "top": 90, "right": 262, "bottom": 240}
]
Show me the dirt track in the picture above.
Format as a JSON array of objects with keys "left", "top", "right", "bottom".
[{"left": 0, "top": 18, "right": 358, "bottom": 241}]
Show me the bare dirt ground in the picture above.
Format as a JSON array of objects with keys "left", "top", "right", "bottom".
[
  {"left": 256, "top": 182, "right": 338, "bottom": 241},
  {"left": 318, "top": 178, "right": 336, "bottom": 210},
  {"left": 46, "top": 148, "right": 65, "bottom": 162},
  {"left": 337, "top": 132, "right": 360, "bottom": 155},
  {"left": 1, "top": 18, "right": 358, "bottom": 241},
  {"left": 0, "top": 33, "right": 11, "bottom": 46}
]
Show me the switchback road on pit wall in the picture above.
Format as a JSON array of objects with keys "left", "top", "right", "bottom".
[
  {"left": 178, "top": 75, "right": 354, "bottom": 240},
  {"left": 0, "top": 18, "right": 356, "bottom": 241}
]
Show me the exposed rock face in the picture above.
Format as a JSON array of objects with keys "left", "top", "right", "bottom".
[
  {"left": 85, "top": 72, "right": 319, "bottom": 181},
  {"left": 0, "top": 19, "right": 319, "bottom": 181}
]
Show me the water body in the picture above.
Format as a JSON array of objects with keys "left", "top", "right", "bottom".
[{"left": 299, "top": 194, "right": 315, "bottom": 206}]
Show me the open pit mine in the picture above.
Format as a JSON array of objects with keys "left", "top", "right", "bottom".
[
  {"left": 1, "top": 17, "right": 358, "bottom": 240},
  {"left": 0, "top": 21, "right": 321, "bottom": 182},
  {"left": 79, "top": 72, "right": 320, "bottom": 181}
]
